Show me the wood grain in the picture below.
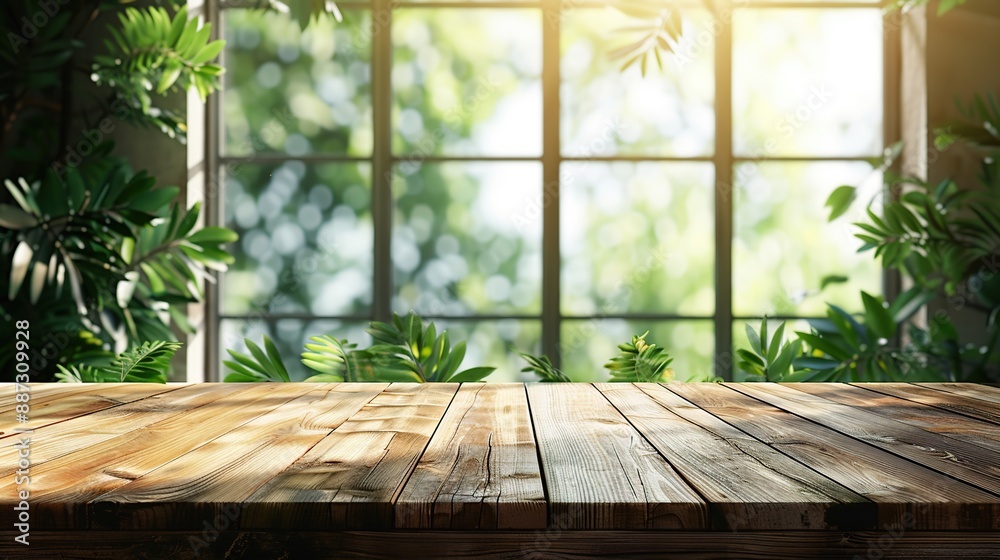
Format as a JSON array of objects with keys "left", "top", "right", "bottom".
[
  {"left": 394, "top": 383, "right": 546, "bottom": 530},
  {"left": 240, "top": 383, "right": 457, "bottom": 530},
  {"left": 855, "top": 382, "right": 1000, "bottom": 426},
  {"left": 788, "top": 383, "right": 1000, "bottom": 452},
  {"left": 0, "top": 382, "right": 100, "bottom": 409},
  {"left": 667, "top": 383, "right": 1000, "bottom": 530},
  {"left": 0, "top": 383, "right": 307, "bottom": 529},
  {"left": 526, "top": 383, "right": 706, "bottom": 530},
  {"left": 0, "top": 384, "right": 220, "bottom": 481},
  {"left": 730, "top": 382, "right": 1000, "bottom": 496},
  {"left": 88, "top": 383, "right": 388, "bottom": 530},
  {"left": 0, "top": 383, "right": 182, "bottom": 437},
  {"left": 4, "top": 381, "right": 1000, "bottom": 543},
  {"left": 916, "top": 382, "right": 1000, "bottom": 408},
  {"left": 598, "top": 383, "right": 873, "bottom": 530}
]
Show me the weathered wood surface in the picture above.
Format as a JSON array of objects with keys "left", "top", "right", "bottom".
[
  {"left": 526, "top": 382, "right": 706, "bottom": 529},
  {"left": 394, "top": 383, "right": 546, "bottom": 530},
  {"left": 1, "top": 381, "right": 999, "bottom": 556},
  {"left": 667, "top": 382, "right": 1000, "bottom": 530},
  {"left": 599, "top": 383, "right": 872, "bottom": 530}
]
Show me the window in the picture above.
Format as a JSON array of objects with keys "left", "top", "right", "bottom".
[{"left": 208, "top": 0, "right": 892, "bottom": 381}]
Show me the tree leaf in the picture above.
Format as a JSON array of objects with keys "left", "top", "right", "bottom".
[
  {"left": 861, "top": 291, "right": 896, "bottom": 340},
  {"left": 825, "top": 186, "right": 857, "bottom": 221}
]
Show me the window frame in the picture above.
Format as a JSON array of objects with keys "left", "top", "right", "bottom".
[{"left": 202, "top": 0, "right": 899, "bottom": 381}]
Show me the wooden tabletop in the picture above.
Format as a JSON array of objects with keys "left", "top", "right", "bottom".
[{"left": 2, "top": 382, "right": 999, "bottom": 538}]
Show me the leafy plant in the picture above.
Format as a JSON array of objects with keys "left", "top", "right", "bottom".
[
  {"left": 519, "top": 352, "right": 572, "bottom": 383},
  {"left": 55, "top": 341, "right": 182, "bottom": 383},
  {"left": 223, "top": 313, "right": 496, "bottom": 383},
  {"left": 737, "top": 317, "right": 803, "bottom": 382},
  {"left": 935, "top": 93, "right": 1000, "bottom": 151},
  {"left": 299, "top": 335, "right": 374, "bottom": 382},
  {"left": 91, "top": 6, "right": 226, "bottom": 139},
  {"left": 0, "top": 2, "right": 236, "bottom": 380},
  {"left": 604, "top": 331, "right": 674, "bottom": 382},
  {"left": 366, "top": 313, "right": 495, "bottom": 382},
  {"left": 828, "top": 166, "right": 1000, "bottom": 299}
]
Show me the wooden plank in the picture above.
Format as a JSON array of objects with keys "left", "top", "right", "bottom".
[
  {"left": 0, "top": 384, "right": 247, "bottom": 481},
  {"left": 88, "top": 383, "right": 388, "bottom": 530},
  {"left": 394, "top": 383, "right": 546, "bottom": 530},
  {"left": 789, "top": 383, "right": 1000, "bottom": 453},
  {"left": 598, "top": 383, "right": 873, "bottom": 530},
  {"left": 0, "top": 383, "right": 313, "bottom": 529},
  {"left": 0, "top": 382, "right": 101, "bottom": 408},
  {"left": 729, "top": 383, "right": 1000, "bottom": 497},
  {"left": 240, "top": 383, "right": 457, "bottom": 531},
  {"left": 4, "top": 530, "right": 1000, "bottom": 560},
  {"left": 0, "top": 383, "right": 182, "bottom": 437},
  {"left": 526, "top": 383, "right": 706, "bottom": 530},
  {"left": 667, "top": 383, "right": 1000, "bottom": 530},
  {"left": 915, "top": 382, "right": 1000, "bottom": 408},
  {"left": 855, "top": 382, "right": 1000, "bottom": 426}
]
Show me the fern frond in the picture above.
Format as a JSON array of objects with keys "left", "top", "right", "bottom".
[
  {"left": 604, "top": 331, "right": 674, "bottom": 382},
  {"left": 519, "top": 352, "right": 572, "bottom": 382}
]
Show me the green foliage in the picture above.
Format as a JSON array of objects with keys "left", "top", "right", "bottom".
[
  {"left": 737, "top": 317, "right": 804, "bottom": 382},
  {"left": 519, "top": 352, "right": 572, "bottom": 383},
  {"left": 936, "top": 93, "right": 1000, "bottom": 152},
  {"left": 55, "top": 341, "right": 181, "bottom": 383},
  {"left": 224, "top": 313, "right": 496, "bottom": 383},
  {"left": 367, "top": 313, "right": 495, "bottom": 383},
  {"left": 91, "top": 6, "right": 225, "bottom": 139},
  {"left": 300, "top": 335, "right": 379, "bottom": 382},
  {"left": 604, "top": 331, "right": 674, "bottom": 382},
  {"left": 224, "top": 335, "right": 291, "bottom": 382},
  {"left": 0, "top": 155, "right": 236, "bottom": 379},
  {"left": 0, "top": 2, "right": 233, "bottom": 380},
  {"left": 517, "top": 331, "right": 723, "bottom": 383},
  {"left": 807, "top": 106, "right": 1000, "bottom": 382}
]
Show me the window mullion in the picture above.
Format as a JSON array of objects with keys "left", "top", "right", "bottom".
[
  {"left": 542, "top": 0, "right": 561, "bottom": 366},
  {"left": 373, "top": 0, "right": 394, "bottom": 323},
  {"left": 715, "top": 2, "right": 734, "bottom": 380}
]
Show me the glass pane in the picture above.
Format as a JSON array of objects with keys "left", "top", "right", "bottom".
[
  {"left": 223, "top": 162, "right": 373, "bottom": 316},
  {"left": 561, "top": 162, "right": 714, "bottom": 315},
  {"left": 433, "top": 319, "right": 542, "bottom": 382},
  {"left": 392, "top": 9, "right": 542, "bottom": 156},
  {"left": 733, "top": 9, "right": 882, "bottom": 157},
  {"left": 733, "top": 161, "right": 882, "bottom": 317},
  {"left": 392, "top": 162, "right": 542, "bottom": 315},
  {"left": 561, "top": 8, "right": 714, "bottom": 157},
  {"left": 223, "top": 9, "right": 372, "bottom": 156},
  {"left": 220, "top": 319, "right": 371, "bottom": 381},
  {"left": 731, "top": 319, "right": 812, "bottom": 382},
  {"left": 560, "top": 320, "right": 715, "bottom": 382}
]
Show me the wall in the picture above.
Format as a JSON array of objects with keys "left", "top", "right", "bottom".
[
  {"left": 919, "top": 0, "right": 1000, "bottom": 346},
  {"left": 77, "top": 0, "right": 206, "bottom": 380}
]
